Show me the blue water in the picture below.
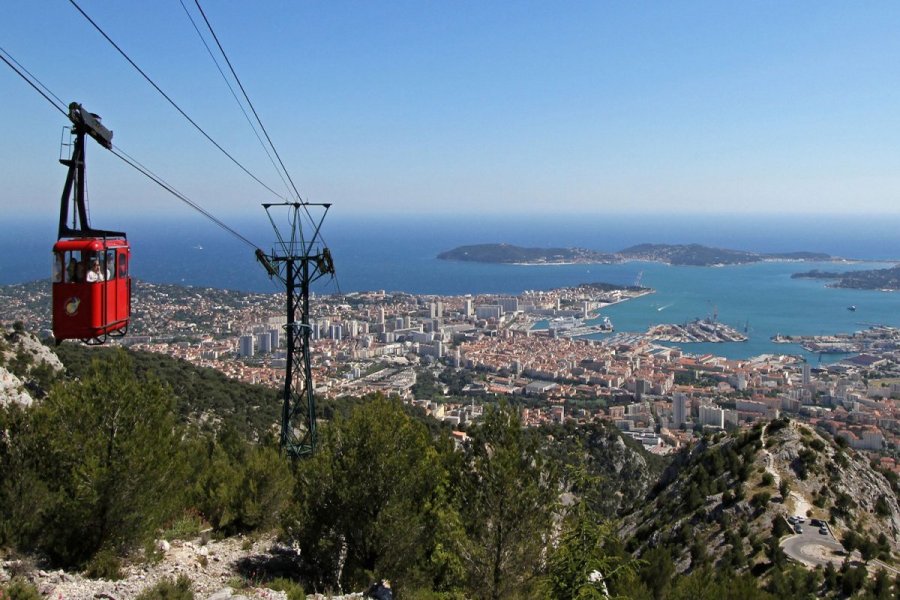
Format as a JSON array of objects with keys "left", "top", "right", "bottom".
[{"left": 3, "top": 213, "right": 899, "bottom": 359}]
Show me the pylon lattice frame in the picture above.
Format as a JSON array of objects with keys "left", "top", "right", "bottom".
[{"left": 260, "top": 202, "right": 333, "bottom": 457}]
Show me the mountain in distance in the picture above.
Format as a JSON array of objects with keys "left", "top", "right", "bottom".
[
  {"left": 619, "top": 243, "right": 832, "bottom": 266},
  {"left": 436, "top": 243, "right": 617, "bottom": 264},
  {"left": 438, "top": 242, "right": 832, "bottom": 266},
  {"left": 792, "top": 264, "right": 900, "bottom": 291}
]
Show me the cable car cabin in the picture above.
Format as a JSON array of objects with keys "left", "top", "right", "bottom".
[{"left": 52, "top": 237, "right": 131, "bottom": 343}]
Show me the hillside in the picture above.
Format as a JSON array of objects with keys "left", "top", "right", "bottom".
[
  {"left": 54, "top": 343, "right": 281, "bottom": 439},
  {"left": 792, "top": 264, "right": 900, "bottom": 290},
  {"left": 3, "top": 332, "right": 899, "bottom": 598},
  {"left": 436, "top": 243, "right": 615, "bottom": 264},
  {"left": 436, "top": 242, "right": 832, "bottom": 266},
  {"left": 623, "top": 418, "right": 899, "bottom": 578},
  {"left": 619, "top": 244, "right": 832, "bottom": 266},
  {"left": 543, "top": 421, "right": 667, "bottom": 518},
  {"left": 0, "top": 325, "right": 64, "bottom": 407}
]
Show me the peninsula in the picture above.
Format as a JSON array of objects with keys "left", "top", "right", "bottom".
[
  {"left": 438, "top": 243, "right": 832, "bottom": 267},
  {"left": 791, "top": 264, "right": 900, "bottom": 291},
  {"left": 436, "top": 243, "right": 616, "bottom": 264}
]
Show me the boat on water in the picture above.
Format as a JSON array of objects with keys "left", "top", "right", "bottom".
[{"left": 848, "top": 305, "right": 857, "bottom": 311}]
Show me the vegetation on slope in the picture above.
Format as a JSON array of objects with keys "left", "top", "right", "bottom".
[{"left": 1, "top": 336, "right": 898, "bottom": 598}]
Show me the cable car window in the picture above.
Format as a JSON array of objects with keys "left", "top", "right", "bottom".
[
  {"left": 86, "top": 253, "right": 104, "bottom": 283},
  {"left": 52, "top": 252, "right": 64, "bottom": 283},
  {"left": 106, "top": 249, "right": 116, "bottom": 280},
  {"left": 60, "top": 250, "right": 86, "bottom": 283},
  {"left": 118, "top": 252, "right": 128, "bottom": 279}
]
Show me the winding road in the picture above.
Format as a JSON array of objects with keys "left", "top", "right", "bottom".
[{"left": 760, "top": 422, "right": 847, "bottom": 567}]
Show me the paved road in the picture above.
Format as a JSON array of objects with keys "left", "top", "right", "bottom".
[{"left": 781, "top": 525, "right": 845, "bottom": 567}]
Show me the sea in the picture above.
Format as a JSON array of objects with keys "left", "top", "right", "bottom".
[{"left": 3, "top": 213, "right": 899, "bottom": 362}]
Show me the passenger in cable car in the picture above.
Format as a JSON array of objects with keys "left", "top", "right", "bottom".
[
  {"left": 67, "top": 256, "right": 79, "bottom": 282},
  {"left": 86, "top": 258, "right": 105, "bottom": 282}
]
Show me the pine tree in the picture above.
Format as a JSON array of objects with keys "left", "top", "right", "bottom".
[
  {"left": 6, "top": 351, "right": 186, "bottom": 567},
  {"left": 286, "top": 395, "right": 451, "bottom": 592},
  {"left": 458, "top": 403, "right": 557, "bottom": 600}
]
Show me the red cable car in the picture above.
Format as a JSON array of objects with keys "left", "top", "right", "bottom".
[{"left": 52, "top": 103, "right": 131, "bottom": 344}]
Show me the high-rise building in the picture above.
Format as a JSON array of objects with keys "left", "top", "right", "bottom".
[
  {"left": 497, "top": 297, "right": 519, "bottom": 313},
  {"left": 673, "top": 392, "right": 687, "bottom": 427},
  {"left": 268, "top": 328, "right": 280, "bottom": 349},
  {"left": 239, "top": 334, "right": 254, "bottom": 358},
  {"left": 699, "top": 405, "right": 725, "bottom": 428},
  {"left": 256, "top": 332, "right": 272, "bottom": 354},
  {"left": 802, "top": 363, "right": 811, "bottom": 386},
  {"left": 475, "top": 305, "right": 502, "bottom": 320},
  {"left": 464, "top": 299, "right": 474, "bottom": 317}
]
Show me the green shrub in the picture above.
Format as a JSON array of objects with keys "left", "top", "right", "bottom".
[
  {"left": 751, "top": 491, "right": 771, "bottom": 509},
  {"left": 83, "top": 549, "right": 123, "bottom": 580},
  {"left": 135, "top": 575, "right": 194, "bottom": 600},
  {"left": 0, "top": 578, "right": 42, "bottom": 600},
  {"left": 161, "top": 510, "right": 208, "bottom": 541},
  {"left": 265, "top": 577, "right": 305, "bottom": 600},
  {"left": 186, "top": 427, "right": 293, "bottom": 536},
  {"left": 5, "top": 352, "right": 186, "bottom": 568}
]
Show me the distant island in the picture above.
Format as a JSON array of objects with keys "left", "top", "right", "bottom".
[
  {"left": 791, "top": 265, "right": 900, "bottom": 290},
  {"left": 436, "top": 244, "right": 617, "bottom": 264},
  {"left": 438, "top": 243, "right": 832, "bottom": 267}
]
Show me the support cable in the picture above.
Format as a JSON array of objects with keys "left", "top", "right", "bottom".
[
  {"left": 66, "top": 0, "right": 285, "bottom": 200},
  {"left": 1, "top": 46, "right": 275, "bottom": 270},
  {"left": 193, "top": 0, "right": 305, "bottom": 205},
  {"left": 192, "top": 1, "right": 342, "bottom": 294},
  {"left": 178, "top": 0, "right": 294, "bottom": 201},
  {"left": 0, "top": 47, "right": 67, "bottom": 117},
  {"left": 111, "top": 147, "right": 259, "bottom": 250}
]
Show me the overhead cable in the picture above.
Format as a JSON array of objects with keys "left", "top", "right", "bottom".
[
  {"left": 111, "top": 146, "right": 259, "bottom": 250},
  {"left": 178, "top": 0, "right": 295, "bottom": 201},
  {"left": 0, "top": 46, "right": 261, "bottom": 251},
  {"left": 0, "top": 47, "right": 68, "bottom": 117},
  {"left": 192, "top": 0, "right": 305, "bottom": 204},
  {"left": 66, "top": 0, "right": 285, "bottom": 200},
  {"left": 191, "top": 0, "right": 339, "bottom": 288}
]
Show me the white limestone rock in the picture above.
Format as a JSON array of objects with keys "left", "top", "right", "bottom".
[{"left": 0, "top": 366, "right": 32, "bottom": 407}]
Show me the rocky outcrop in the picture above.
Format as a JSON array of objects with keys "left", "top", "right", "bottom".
[
  {"left": 0, "top": 327, "right": 64, "bottom": 406},
  {"left": 622, "top": 419, "right": 900, "bottom": 569},
  {"left": 0, "top": 536, "right": 304, "bottom": 600},
  {"left": 0, "top": 366, "right": 31, "bottom": 407}
]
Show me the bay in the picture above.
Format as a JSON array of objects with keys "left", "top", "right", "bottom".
[{"left": 3, "top": 213, "right": 899, "bottom": 360}]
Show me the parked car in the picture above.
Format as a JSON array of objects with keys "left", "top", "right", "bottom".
[
  {"left": 795, "top": 525, "right": 803, "bottom": 534},
  {"left": 819, "top": 527, "right": 828, "bottom": 535}
]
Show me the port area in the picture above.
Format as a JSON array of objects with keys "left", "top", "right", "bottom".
[
  {"left": 646, "top": 318, "right": 748, "bottom": 343},
  {"left": 771, "top": 325, "right": 899, "bottom": 353},
  {"left": 512, "top": 286, "right": 653, "bottom": 337},
  {"left": 533, "top": 316, "right": 615, "bottom": 339}
]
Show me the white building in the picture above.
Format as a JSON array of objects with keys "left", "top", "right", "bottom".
[{"left": 699, "top": 404, "right": 725, "bottom": 428}]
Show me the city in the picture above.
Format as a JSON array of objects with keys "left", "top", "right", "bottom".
[{"left": 2, "top": 278, "right": 897, "bottom": 472}]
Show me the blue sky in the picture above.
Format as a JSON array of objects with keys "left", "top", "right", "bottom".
[{"left": 3, "top": 1, "right": 900, "bottom": 222}]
